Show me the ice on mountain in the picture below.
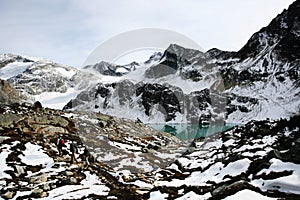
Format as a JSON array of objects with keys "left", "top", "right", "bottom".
[
  {"left": 34, "top": 88, "right": 78, "bottom": 110},
  {"left": 0, "top": 61, "right": 33, "bottom": 80}
]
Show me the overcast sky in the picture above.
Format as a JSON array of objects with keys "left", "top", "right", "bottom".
[{"left": 0, "top": 0, "right": 296, "bottom": 67}]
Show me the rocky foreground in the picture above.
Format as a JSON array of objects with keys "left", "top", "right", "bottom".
[
  {"left": 0, "top": 102, "right": 187, "bottom": 199},
  {"left": 0, "top": 101, "right": 300, "bottom": 199}
]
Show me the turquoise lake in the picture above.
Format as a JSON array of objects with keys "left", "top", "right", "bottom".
[{"left": 149, "top": 124, "right": 236, "bottom": 140}]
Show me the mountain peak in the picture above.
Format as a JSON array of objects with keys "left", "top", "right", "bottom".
[
  {"left": 165, "top": 43, "right": 204, "bottom": 55},
  {"left": 237, "top": 0, "right": 300, "bottom": 60}
]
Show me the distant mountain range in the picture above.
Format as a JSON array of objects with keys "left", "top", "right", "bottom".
[
  {"left": 65, "top": 0, "right": 299, "bottom": 124},
  {"left": 0, "top": 0, "right": 299, "bottom": 126}
]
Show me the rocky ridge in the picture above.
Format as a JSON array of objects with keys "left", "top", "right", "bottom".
[{"left": 83, "top": 61, "right": 140, "bottom": 77}]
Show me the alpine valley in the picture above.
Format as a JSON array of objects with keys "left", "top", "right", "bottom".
[{"left": 0, "top": 1, "right": 299, "bottom": 199}]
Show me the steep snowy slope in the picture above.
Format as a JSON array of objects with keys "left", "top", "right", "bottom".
[{"left": 215, "top": 0, "right": 300, "bottom": 123}]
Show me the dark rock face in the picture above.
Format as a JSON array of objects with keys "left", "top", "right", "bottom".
[
  {"left": 144, "top": 62, "right": 178, "bottom": 79},
  {"left": 64, "top": 80, "right": 222, "bottom": 124},
  {"left": 206, "top": 48, "right": 236, "bottom": 60},
  {"left": 144, "top": 48, "right": 182, "bottom": 79},
  {"left": 136, "top": 83, "right": 182, "bottom": 121},
  {"left": 225, "top": 94, "right": 258, "bottom": 116},
  {"left": 145, "top": 44, "right": 208, "bottom": 80},
  {"left": 95, "top": 84, "right": 111, "bottom": 98},
  {"left": 185, "top": 89, "right": 212, "bottom": 124},
  {"left": 180, "top": 68, "right": 202, "bottom": 81},
  {"left": 144, "top": 52, "right": 163, "bottom": 64}
]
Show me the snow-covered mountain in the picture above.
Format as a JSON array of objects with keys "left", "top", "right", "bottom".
[
  {"left": 0, "top": 51, "right": 164, "bottom": 111},
  {"left": 0, "top": 54, "right": 101, "bottom": 109},
  {"left": 83, "top": 61, "right": 140, "bottom": 76},
  {"left": 0, "top": 1, "right": 299, "bottom": 125},
  {"left": 64, "top": 0, "right": 300, "bottom": 124}
]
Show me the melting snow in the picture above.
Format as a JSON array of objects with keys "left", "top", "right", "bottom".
[
  {"left": 54, "top": 67, "right": 76, "bottom": 78},
  {"left": 0, "top": 141, "right": 20, "bottom": 179},
  {"left": 175, "top": 191, "right": 211, "bottom": 200},
  {"left": 156, "top": 158, "right": 251, "bottom": 187},
  {"left": 149, "top": 191, "right": 168, "bottom": 200},
  {"left": 0, "top": 144, "right": 13, "bottom": 179},
  {"left": 19, "top": 143, "right": 54, "bottom": 167},
  {"left": 41, "top": 171, "right": 109, "bottom": 199},
  {"left": 253, "top": 159, "right": 300, "bottom": 194}
]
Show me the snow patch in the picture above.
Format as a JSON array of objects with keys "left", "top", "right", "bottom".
[
  {"left": 149, "top": 191, "right": 168, "bottom": 200},
  {"left": 33, "top": 88, "right": 78, "bottom": 110},
  {"left": 253, "top": 159, "right": 300, "bottom": 194},
  {"left": 0, "top": 61, "right": 32, "bottom": 80},
  {"left": 0, "top": 144, "right": 13, "bottom": 179},
  {"left": 41, "top": 171, "right": 109, "bottom": 199},
  {"left": 224, "top": 189, "right": 276, "bottom": 200},
  {"left": 175, "top": 191, "right": 211, "bottom": 200},
  {"left": 19, "top": 143, "right": 54, "bottom": 167}
]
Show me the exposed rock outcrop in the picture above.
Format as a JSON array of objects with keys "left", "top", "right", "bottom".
[{"left": 0, "top": 79, "right": 22, "bottom": 104}]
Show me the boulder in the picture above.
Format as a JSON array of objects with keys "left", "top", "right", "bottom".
[
  {"left": 2, "top": 191, "right": 14, "bottom": 199},
  {"left": 14, "top": 165, "right": 25, "bottom": 177}
]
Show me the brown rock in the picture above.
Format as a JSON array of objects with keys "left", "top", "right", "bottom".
[{"left": 2, "top": 191, "right": 14, "bottom": 199}]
